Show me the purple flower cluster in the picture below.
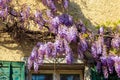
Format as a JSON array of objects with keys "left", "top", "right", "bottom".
[
  {"left": 58, "top": 25, "right": 77, "bottom": 43},
  {"left": 99, "top": 57, "right": 112, "bottom": 78},
  {"left": 28, "top": 38, "right": 74, "bottom": 71},
  {"left": 91, "top": 36, "right": 104, "bottom": 59},
  {"left": 113, "top": 56, "right": 120, "bottom": 78},
  {"left": 42, "top": 0, "right": 56, "bottom": 11},
  {"left": 34, "top": 10, "right": 46, "bottom": 29},
  {"left": 76, "top": 20, "right": 86, "bottom": 33},
  {"left": 98, "top": 27, "right": 104, "bottom": 35},
  {"left": 63, "top": 0, "right": 69, "bottom": 9},
  {"left": 64, "top": 40, "right": 73, "bottom": 64},
  {"left": 48, "top": 14, "right": 73, "bottom": 34},
  {"left": 20, "top": 5, "right": 30, "bottom": 22},
  {"left": 107, "top": 57, "right": 114, "bottom": 74},
  {"left": 54, "top": 37, "right": 65, "bottom": 54},
  {"left": 58, "top": 14, "right": 73, "bottom": 26},
  {"left": 42, "top": 0, "right": 69, "bottom": 11},
  {"left": 0, "top": 0, "right": 11, "bottom": 20},
  {"left": 111, "top": 34, "right": 120, "bottom": 49},
  {"left": 77, "top": 34, "right": 88, "bottom": 59}
]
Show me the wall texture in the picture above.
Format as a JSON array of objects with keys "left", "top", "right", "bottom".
[{"left": 0, "top": 0, "right": 120, "bottom": 61}]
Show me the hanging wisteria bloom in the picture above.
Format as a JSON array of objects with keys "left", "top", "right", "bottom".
[
  {"left": 65, "top": 52, "right": 73, "bottom": 64},
  {"left": 28, "top": 42, "right": 42, "bottom": 70},
  {"left": 64, "top": 40, "right": 73, "bottom": 64},
  {"left": 91, "top": 42, "right": 97, "bottom": 59},
  {"left": 107, "top": 57, "right": 114, "bottom": 74},
  {"left": 58, "top": 25, "right": 68, "bottom": 38},
  {"left": 50, "top": 16, "right": 60, "bottom": 33},
  {"left": 38, "top": 44, "right": 46, "bottom": 55},
  {"left": 45, "top": 42, "right": 53, "bottom": 58},
  {"left": 30, "top": 46, "right": 38, "bottom": 60},
  {"left": 34, "top": 61, "right": 39, "bottom": 72},
  {"left": 77, "top": 34, "right": 88, "bottom": 59},
  {"left": 37, "top": 55, "right": 44, "bottom": 65},
  {"left": 101, "top": 57, "right": 108, "bottom": 79},
  {"left": 77, "top": 46, "right": 84, "bottom": 59},
  {"left": 98, "top": 27, "right": 104, "bottom": 35},
  {"left": 58, "top": 14, "right": 73, "bottom": 26},
  {"left": 58, "top": 25, "right": 77, "bottom": 42},
  {"left": 51, "top": 16, "right": 60, "bottom": 28},
  {"left": 102, "top": 45, "right": 107, "bottom": 56},
  {"left": 46, "top": 9, "right": 54, "bottom": 19},
  {"left": 34, "top": 10, "right": 46, "bottom": 29},
  {"left": 42, "top": 0, "right": 56, "bottom": 11},
  {"left": 0, "top": 7, "right": 8, "bottom": 20},
  {"left": 67, "top": 26, "right": 78, "bottom": 42},
  {"left": 20, "top": 5, "right": 30, "bottom": 22},
  {"left": 113, "top": 56, "right": 120, "bottom": 78},
  {"left": 37, "top": 45, "right": 45, "bottom": 65},
  {"left": 0, "top": 0, "right": 9, "bottom": 9},
  {"left": 76, "top": 20, "right": 86, "bottom": 33},
  {"left": 102, "top": 66, "right": 108, "bottom": 79},
  {"left": 96, "top": 36, "right": 104, "bottom": 56},
  {"left": 79, "top": 33, "right": 88, "bottom": 52},
  {"left": 91, "top": 36, "right": 104, "bottom": 59},
  {"left": 54, "top": 37, "right": 65, "bottom": 54},
  {"left": 63, "top": 0, "right": 69, "bottom": 9},
  {"left": 28, "top": 57, "right": 33, "bottom": 70},
  {"left": 45, "top": 42, "right": 56, "bottom": 58},
  {"left": 111, "top": 34, "right": 120, "bottom": 49}
]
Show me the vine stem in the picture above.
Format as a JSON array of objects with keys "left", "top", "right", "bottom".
[{"left": 53, "top": 57, "right": 56, "bottom": 80}]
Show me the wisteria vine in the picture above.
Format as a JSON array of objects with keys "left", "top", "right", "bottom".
[{"left": 1, "top": 0, "right": 120, "bottom": 79}]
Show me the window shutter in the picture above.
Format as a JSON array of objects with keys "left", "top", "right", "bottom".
[{"left": 0, "top": 61, "right": 25, "bottom": 80}]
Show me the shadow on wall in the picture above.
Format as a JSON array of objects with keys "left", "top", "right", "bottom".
[
  {"left": 68, "top": 1, "right": 96, "bottom": 32},
  {"left": 0, "top": 29, "right": 38, "bottom": 57}
]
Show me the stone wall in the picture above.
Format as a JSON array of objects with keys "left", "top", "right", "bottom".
[{"left": 0, "top": 0, "right": 120, "bottom": 61}]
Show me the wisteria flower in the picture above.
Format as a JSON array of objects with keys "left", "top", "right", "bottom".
[
  {"left": 28, "top": 57, "right": 33, "bottom": 70},
  {"left": 91, "top": 42, "right": 97, "bottom": 58},
  {"left": 30, "top": 47, "right": 38, "bottom": 60},
  {"left": 63, "top": 0, "right": 69, "bottom": 9},
  {"left": 54, "top": 37, "right": 65, "bottom": 54},
  {"left": 107, "top": 57, "right": 114, "bottom": 74},
  {"left": 34, "top": 61, "right": 39, "bottom": 72},
  {"left": 58, "top": 14, "right": 73, "bottom": 26},
  {"left": 46, "top": 9, "right": 54, "bottom": 18},
  {"left": 67, "top": 26, "right": 77, "bottom": 42},
  {"left": 111, "top": 34, "right": 120, "bottom": 49},
  {"left": 99, "top": 27, "right": 104, "bottom": 35},
  {"left": 58, "top": 25, "right": 68, "bottom": 38}
]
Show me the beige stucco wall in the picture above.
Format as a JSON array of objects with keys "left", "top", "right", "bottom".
[{"left": 0, "top": 0, "right": 120, "bottom": 61}]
